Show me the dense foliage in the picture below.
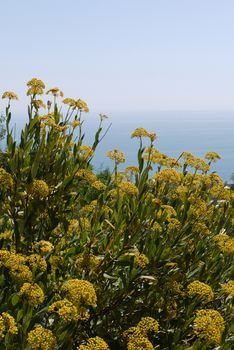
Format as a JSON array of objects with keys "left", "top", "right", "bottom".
[{"left": 0, "top": 79, "right": 233, "bottom": 350}]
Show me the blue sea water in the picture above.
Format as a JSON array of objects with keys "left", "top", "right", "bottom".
[{"left": 7, "top": 111, "right": 234, "bottom": 183}]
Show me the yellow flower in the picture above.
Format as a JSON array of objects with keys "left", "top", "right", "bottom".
[
  {"left": 38, "top": 240, "right": 54, "bottom": 255},
  {"left": 48, "top": 299, "right": 81, "bottom": 322},
  {"left": 221, "top": 280, "right": 234, "bottom": 297},
  {"left": 106, "top": 149, "right": 125, "bottom": 164},
  {"left": 63, "top": 98, "right": 89, "bottom": 112},
  {"left": 205, "top": 152, "right": 221, "bottom": 162},
  {"left": 20, "top": 283, "right": 45, "bottom": 306},
  {"left": 92, "top": 180, "right": 106, "bottom": 190},
  {"left": 77, "top": 336, "right": 110, "bottom": 350},
  {"left": 193, "top": 309, "right": 225, "bottom": 344},
  {"left": 26, "top": 254, "right": 47, "bottom": 272},
  {"left": 75, "top": 252, "right": 100, "bottom": 271},
  {"left": 125, "top": 166, "right": 139, "bottom": 175},
  {"left": 127, "top": 336, "right": 154, "bottom": 350},
  {"left": 0, "top": 229, "right": 13, "bottom": 240},
  {"left": 0, "top": 168, "right": 14, "bottom": 191},
  {"left": 79, "top": 145, "right": 94, "bottom": 159},
  {"left": 213, "top": 233, "right": 234, "bottom": 254},
  {"left": 153, "top": 169, "right": 181, "bottom": 183},
  {"left": 0, "top": 313, "right": 18, "bottom": 338},
  {"left": 27, "top": 325, "right": 56, "bottom": 350},
  {"left": 10, "top": 264, "right": 33, "bottom": 284},
  {"left": 137, "top": 317, "right": 159, "bottom": 335},
  {"left": 2, "top": 91, "right": 18, "bottom": 100},
  {"left": 46, "top": 87, "right": 64, "bottom": 97},
  {"left": 32, "top": 99, "right": 46, "bottom": 109},
  {"left": 131, "top": 127, "right": 156, "bottom": 141},
  {"left": 70, "top": 120, "right": 81, "bottom": 128},
  {"left": 118, "top": 181, "right": 138, "bottom": 195},
  {"left": 134, "top": 252, "right": 149, "bottom": 269},
  {"left": 27, "top": 78, "right": 45, "bottom": 96},
  {"left": 29, "top": 180, "right": 49, "bottom": 199},
  {"left": 187, "top": 281, "right": 214, "bottom": 303},
  {"left": 62, "top": 279, "right": 97, "bottom": 307}
]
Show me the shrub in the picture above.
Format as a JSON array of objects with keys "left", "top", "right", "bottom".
[{"left": 0, "top": 79, "right": 233, "bottom": 349}]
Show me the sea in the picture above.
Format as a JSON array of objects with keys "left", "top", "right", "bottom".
[{"left": 6, "top": 111, "right": 234, "bottom": 183}]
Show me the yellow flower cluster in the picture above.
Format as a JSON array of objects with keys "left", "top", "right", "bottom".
[
  {"left": 38, "top": 240, "right": 54, "bottom": 255},
  {"left": 32, "top": 99, "right": 46, "bottom": 109},
  {"left": 187, "top": 281, "right": 214, "bottom": 303},
  {"left": 80, "top": 200, "right": 97, "bottom": 217},
  {"left": 131, "top": 127, "right": 156, "bottom": 141},
  {"left": 29, "top": 180, "right": 49, "bottom": 199},
  {"left": 63, "top": 98, "right": 89, "bottom": 112},
  {"left": 153, "top": 168, "right": 181, "bottom": 184},
  {"left": 26, "top": 254, "right": 47, "bottom": 271},
  {"left": 167, "top": 218, "right": 182, "bottom": 232},
  {"left": 0, "top": 250, "right": 32, "bottom": 284},
  {"left": 48, "top": 299, "right": 80, "bottom": 322},
  {"left": 134, "top": 252, "right": 149, "bottom": 269},
  {"left": 75, "top": 252, "right": 100, "bottom": 271},
  {"left": 125, "top": 166, "right": 139, "bottom": 174},
  {"left": 0, "top": 168, "right": 14, "bottom": 191},
  {"left": 79, "top": 145, "right": 94, "bottom": 159},
  {"left": 20, "top": 283, "right": 45, "bottom": 306},
  {"left": 70, "top": 119, "right": 81, "bottom": 128},
  {"left": 77, "top": 336, "right": 110, "bottom": 350},
  {"left": 46, "top": 87, "right": 64, "bottom": 97},
  {"left": 2, "top": 91, "right": 18, "bottom": 100},
  {"left": 0, "top": 312, "right": 18, "bottom": 338},
  {"left": 205, "top": 152, "right": 221, "bottom": 162},
  {"left": 221, "top": 280, "right": 234, "bottom": 297},
  {"left": 182, "top": 152, "right": 210, "bottom": 172},
  {"left": 0, "top": 229, "right": 13, "bottom": 240},
  {"left": 213, "top": 233, "right": 234, "bottom": 254},
  {"left": 124, "top": 317, "right": 159, "bottom": 350},
  {"left": 27, "top": 78, "right": 45, "bottom": 96},
  {"left": 118, "top": 181, "right": 138, "bottom": 195},
  {"left": 62, "top": 279, "right": 97, "bottom": 306},
  {"left": 106, "top": 149, "right": 125, "bottom": 164},
  {"left": 193, "top": 309, "right": 225, "bottom": 344},
  {"left": 27, "top": 326, "right": 56, "bottom": 350}
]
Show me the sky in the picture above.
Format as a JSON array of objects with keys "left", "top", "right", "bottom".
[{"left": 0, "top": 0, "right": 234, "bottom": 113}]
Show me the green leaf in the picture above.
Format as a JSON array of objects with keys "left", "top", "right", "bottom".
[{"left": 11, "top": 294, "right": 20, "bottom": 306}]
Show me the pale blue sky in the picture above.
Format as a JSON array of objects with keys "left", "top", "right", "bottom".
[{"left": 1, "top": 0, "right": 234, "bottom": 113}]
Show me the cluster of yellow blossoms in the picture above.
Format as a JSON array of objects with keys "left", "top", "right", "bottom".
[
  {"left": 0, "top": 312, "right": 18, "bottom": 339},
  {"left": 0, "top": 250, "right": 32, "bottom": 284},
  {"left": 118, "top": 181, "right": 139, "bottom": 195},
  {"left": 27, "top": 78, "right": 45, "bottom": 96},
  {"left": 106, "top": 149, "right": 126, "bottom": 164},
  {"left": 213, "top": 233, "right": 234, "bottom": 254},
  {"left": 77, "top": 336, "right": 110, "bottom": 350},
  {"left": 61, "top": 279, "right": 97, "bottom": 307},
  {"left": 63, "top": 98, "right": 89, "bottom": 112},
  {"left": 48, "top": 299, "right": 80, "bottom": 322},
  {"left": 124, "top": 317, "right": 159, "bottom": 350},
  {"left": 46, "top": 87, "right": 64, "bottom": 97},
  {"left": 221, "top": 280, "right": 234, "bottom": 297},
  {"left": 19, "top": 283, "right": 45, "bottom": 306},
  {"left": 187, "top": 281, "right": 214, "bottom": 303},
  {"left": 134, "top": 251, "right": 149, "bottom": 269},
  {"left": 2, "top": 91, "right": 18, "bottom": 100},
  {"left": 193, "top": 309, "right": 224, "bottom": 344},
  {"left": 0, "top": 168, "right": 14, "bottom": 191},
  {"left": 27, "top": 325, "right": 56, "bottom": 350},
  {"left": 29, "top": 179, "right": 49, "bottom": 199},
  {"left": 131, "top": 127, "right": 156, "bottom": 141}
]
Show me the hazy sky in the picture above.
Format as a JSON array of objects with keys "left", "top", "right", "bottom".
[{"left": 1, "top": 0, "right": 234, "bottom": 113}]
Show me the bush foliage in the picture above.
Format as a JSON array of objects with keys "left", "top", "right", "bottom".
[{"left": 0, "top": 79, "right": 233, "bottom": 350}]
